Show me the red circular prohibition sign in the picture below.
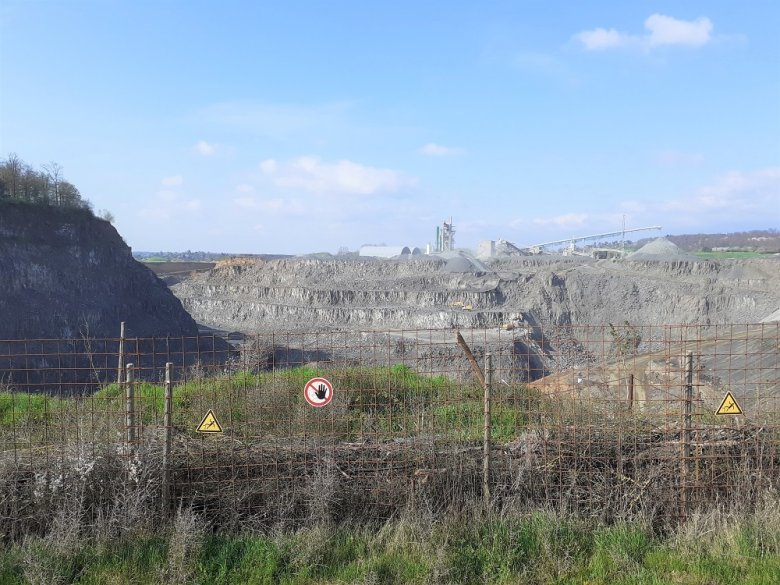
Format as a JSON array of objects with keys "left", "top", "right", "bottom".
[{"left": 304, "top": 377, "right": 334, "bottom": 407}]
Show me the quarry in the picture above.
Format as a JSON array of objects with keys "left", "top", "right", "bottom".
[
  {"left": 172, "top": 242, "right": 780, "bottom": 335},
  {"left": 2, "top": 203, "right": 779, "bottom": 546},
  {"left": 1, "top": 199, "right": 777, "bottom": 398},
  {"left": 166, "top": 237, "right": 780, "bottom": 410}
]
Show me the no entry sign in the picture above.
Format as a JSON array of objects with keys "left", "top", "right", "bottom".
[{"left": 304, "top": 377, "right": 334, "bottom": 407}]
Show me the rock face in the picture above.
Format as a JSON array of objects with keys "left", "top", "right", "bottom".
[
  {"left": 172, "top": 254, "right": 780, "bottom": 333},
  {"left": 169, "top": 254, "right": 780, "bottom": 386},
  {"left": 0, "top": 202, "right": 198, "bottom": 339}
]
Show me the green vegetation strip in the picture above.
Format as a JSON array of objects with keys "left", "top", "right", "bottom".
[
  {"left": 692, "top": 250, "right": 773, "bottom": 259},
  {"left": 0, "top": 365, "right": 557, "bottom": 443},
  {"left": 1, "top": 508, "right": 778, "bottom": 584}
]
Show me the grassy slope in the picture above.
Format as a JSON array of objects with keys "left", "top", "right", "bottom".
[{"left": 0, "top": 364, "right": 547, "bottom": 444}]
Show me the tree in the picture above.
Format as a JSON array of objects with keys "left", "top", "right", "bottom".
[
  {"left": 1, "top": 153, "right": 23, "bottom": 200},
  {"left": 0, "top": 154, "right": 93, "bottom": 212},
  {"left": 609, "top": 321, "right": 642, "bottom": 397},
  {"left": 609, "top": 321, "right": 642, "bottom": 361},
  {"left": 43, "top": 161, "right": 63, "bottom": 205}
]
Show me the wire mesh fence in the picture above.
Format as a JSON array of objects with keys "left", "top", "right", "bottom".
[{"left": 1, "top": 323, "right": 778, "bottom": 538}]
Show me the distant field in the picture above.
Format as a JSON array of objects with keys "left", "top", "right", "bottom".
[
  {"left": 140, "top": 256, "right": 170, "bottom": 262},
  {"left": 143, "top": 261, "right": 215, "bottom": 285},
  {"left": 143, "top": 261, "right": 215, "bottom": 274},
  {"left": 692, "top": 250, "right": 776, "bottom": 260}
]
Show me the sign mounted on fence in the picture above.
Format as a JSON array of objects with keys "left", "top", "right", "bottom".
[
  {"left": 304, "top": 377, "right": 334, "bottom": 407},
  {"left": 715, "top": 392, "right": 743, "bottom": 415},
  {"left": 196, "top": 409, "right": 223, "bottom": 433}
]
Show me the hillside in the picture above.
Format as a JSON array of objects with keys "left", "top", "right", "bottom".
[
  {"left": 0, "top": 201, "right": 198, "bottom": 339},
  {"left": 635, "top": 229, "right": 780, "bottom": 253}
]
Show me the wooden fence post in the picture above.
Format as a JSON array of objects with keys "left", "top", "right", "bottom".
[
  {"left": 117, "top": 321, "right": 125, "bottom": 385},
  {"left": 681, "top": 351, "right": 694, "bottom": 518},
  {"left": 126, "top": 363, "right": 136, "bottom": 449},
  {"left": 483, "top": 353, "right": 493, "bottom": 508},
  {"left": 162, "top": 362, "right": 173, "bottom": 515}
]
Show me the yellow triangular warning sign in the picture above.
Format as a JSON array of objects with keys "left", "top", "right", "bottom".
[
  {"left": 196, "top": 409, "right": 223, "bottom": 433},
  {"left": 715, "top": 392, "right": 743, "bottom": 415}
]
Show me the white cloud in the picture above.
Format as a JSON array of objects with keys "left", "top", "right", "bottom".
[
  {"left": 574, "top": 14, "right": 714, "bottom": 51},
  {"left": 258, "top": 198, "right": 305, "bottom": 214},
  {"left": 645, "top": 14, "right": 712, "bottom": 48},
  {"left": 532, "top": 213, "right": 589, "bottom": 229},
  {"left": 194, "top": 140, "right": 217, "bottom": 156},
  {"left": 419, "top": 143, "right": 465, "bottom": 157},
  {"left": 693, "top": 167, "right": 780, "bottom": 211},
  {"left": 157, "top": 190, "right": 178, "bottom": 201},
  {"left": 142, "top": 186, "right": 200, "bottom": 221},
  {"left": 161, "top": 175, "right": 183, "bottom": 186},
  {"left": 621, "top": 167, "right": 780, "bottom": 229},
  {"left": 235, "top": 183, "right": 255, "bottom": 194},
  {"left": 233, "top": 196, "right": 305, "bottom": 215},
  {"left": 259, "top": 156, "right": 416, "bottom": 195},
  {"left": 234, "top": 196, "right": 258, "bottom": 209},
  {"left": 259, "top": 159, "right": 278, "bottom": 174},
  {"left": 574, "top": 28, "right": 629, "bottom": 51}
]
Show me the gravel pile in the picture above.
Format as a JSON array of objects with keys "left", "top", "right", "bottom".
[
  {"left": 627, "top": 237, "right": 700, "bottom": 262},
  {"left": 444, "top": 256, "right": 478, "bottom": 273}
]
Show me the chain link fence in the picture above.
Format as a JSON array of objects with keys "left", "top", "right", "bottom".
[{"left": 1, "top": 323, "right": 778, "bottom": 538}]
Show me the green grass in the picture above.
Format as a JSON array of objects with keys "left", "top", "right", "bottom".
[
  {"left": 0, "top": 392, "right": 64, "bottom": 426},
  {"left": 432, "top": 401, "right": 529, "bottom": 441},
  {"left": 1, "top": 364, "right": 553, "bottom": 444},
  {"left": 692, "top": 250, "right": 773, "bottom": 260},
  {"left": 2, "top": 508, "right": 778, "bottom": 584},
  {"left": 141, "top": 257, "right": 169, "bottom": 263}
]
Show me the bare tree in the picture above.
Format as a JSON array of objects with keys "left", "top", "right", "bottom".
[
  {"left": 2, "top": 152, "right": 23, "bottom": 200},
  {"left": 43, "top": 161, "right": 63, "bottom": 205}
]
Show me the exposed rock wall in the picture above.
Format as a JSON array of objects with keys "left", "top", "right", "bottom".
[
  {"left": 0, "top": 202, "right": 198, "bottom": 339},
  {"left": 0, "top": 203, "right": 233, "bottom": 391},
  {"left": 172, "top": 255, "right": 780, "bottom": 333}
]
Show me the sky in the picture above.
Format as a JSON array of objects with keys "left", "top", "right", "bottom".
[{"left": 1, "top": 0, "right": 779, "bottom": 255}]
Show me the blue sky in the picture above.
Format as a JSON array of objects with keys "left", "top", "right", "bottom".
[{"left": 1, "top": 1, "right": 778, "bottom": 254}]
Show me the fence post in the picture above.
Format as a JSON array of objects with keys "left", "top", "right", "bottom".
[
  {"left": 483, "top": 353, "right": 493, "bottom": 508},
  {"left": 627, "top": 373, "right": 634, "bottom": 410},
  {"left": 126, "top": 363, "right": 136, "bottom": 449},
  {"left": 681, "top": 351, "right": 694, "bottom": 518},
  {"left": 456, "top": 330, "right": 486, "bottom": 387},
  {"left": 162, "top": 362, "right": 173, "bottom": 516},
  {"left": 117, "top": 321, "right": 125, "bottom": 385}
]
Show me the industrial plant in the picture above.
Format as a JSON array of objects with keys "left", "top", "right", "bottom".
[{"left": 359, "top": 216, "right": 663, "bottom": 260}]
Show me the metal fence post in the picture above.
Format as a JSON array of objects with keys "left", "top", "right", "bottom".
[
  {"left": 126, "top": 363, "right": 136, "bottom": 449},
  {"left": 162, "top": 362, "right": 173, "bottom": 515},
  {"left": 483, "top": 353, "right": 493, "bottom": 508}
]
